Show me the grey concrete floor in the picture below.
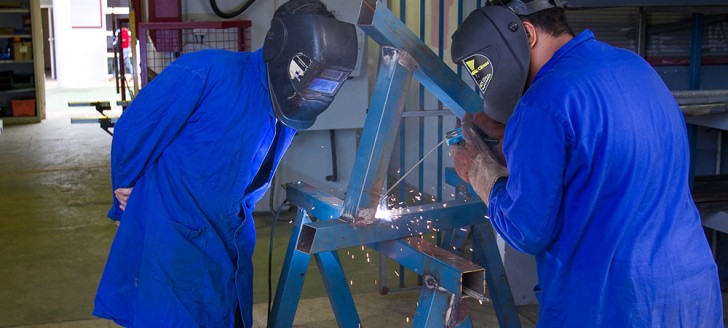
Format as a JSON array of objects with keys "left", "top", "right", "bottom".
[{"left": 0, "top": 80, "right": 539, "bottom": 327}]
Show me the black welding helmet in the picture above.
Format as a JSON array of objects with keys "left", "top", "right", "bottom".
[
  {"left": 488, "top": 0, "right": 566, "bottom": 16},
  {"left": 451, "top": 6, "right": 529, "bottom": 124},
  {"left": 263, "top": 14, "right": 358, "bottom": 130}
]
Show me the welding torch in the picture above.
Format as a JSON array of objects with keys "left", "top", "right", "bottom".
[{"left": 445, "top": 126, "right": 499, "bottom": 146}]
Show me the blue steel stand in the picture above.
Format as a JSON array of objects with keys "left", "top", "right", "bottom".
[
  {"left": 268, "top": 207, "right": 361, "bottom": 327},
  {"left": 269, "top": 1, "right": 521, "bottom": 327}
]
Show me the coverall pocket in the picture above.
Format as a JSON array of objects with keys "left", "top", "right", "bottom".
[{"left": 152, "top": 218, "right": 209, "bottom": 291}]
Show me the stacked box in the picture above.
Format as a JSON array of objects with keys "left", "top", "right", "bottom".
[
  {"left": 10, "top": 99, "right": 34, "bottom": 116},
  {"left": 12, "top": 41, "right": 32, "bottom": 61}
]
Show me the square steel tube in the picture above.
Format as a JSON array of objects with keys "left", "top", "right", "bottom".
[
  {"left": 358, "top": 0, "right": 483, "bottom": 119},
  {"left": 372, "top": 237, "right": 485, "bottom": 296},
  {"left": 284, "top": 181, "right": 343, "bottom": 221},
  {"left": 297, "top": 200, "right": 488, "bottom": 254},
  {"left": 340, "top": 47, "right": 415, "bottom": 222}
]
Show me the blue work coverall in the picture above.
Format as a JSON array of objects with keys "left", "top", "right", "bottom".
[
  {"left": 93, "top": 49, "right": 295, "bottom": 327},
  {"left": 489, "top": 30, "right": 722, "bottom": 326}
]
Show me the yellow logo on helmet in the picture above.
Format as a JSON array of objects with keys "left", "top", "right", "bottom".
[
  {"left": 467, "top": 60, "right": 490, "bottom": 76},
  {"left": 463, "top": 54, "right": 494, "bottom": 95}
]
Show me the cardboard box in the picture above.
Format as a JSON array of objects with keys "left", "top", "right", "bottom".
[
  {"left": 11, "top": 99, "right": 35, "bottom": 117},
  {"left": 0, "top": 1, "right": 21, "bottom": 9},
  {"left": 12, "top": 41, "right": 32, "bottom": 61}
]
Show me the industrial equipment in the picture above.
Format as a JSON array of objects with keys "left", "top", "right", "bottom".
[
  {"left": 68, "top": 100, "right": 130, "bottom": 136},
  {"left": 268, "top": 1, "right": 521, "bottom": 327}
]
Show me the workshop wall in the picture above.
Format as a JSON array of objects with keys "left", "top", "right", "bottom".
[{"left": 52, "top": 0, "right": 110, "bottom": 87}]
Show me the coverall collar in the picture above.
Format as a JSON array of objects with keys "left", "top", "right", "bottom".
[
  {"left": 252, "top": 48, "right": 277, "bottom": 120},
  {"left": 533, "top": 29, "right": 595, "bottom": 84}
]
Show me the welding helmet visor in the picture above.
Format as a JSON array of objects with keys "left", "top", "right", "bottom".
[
  {"left": 451, "top": 6, "right": 529, "bottom": 124},
  {"left": 263, "top": 14, "right": 358, "bottom": 130}
]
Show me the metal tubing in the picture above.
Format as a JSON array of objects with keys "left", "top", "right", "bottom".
[
  {"left": 358, "top": 0, "right": 483, "bottom": 119},
  {"left": 673, "top": 90, "right": 728, "bottom": 117},
  {"left": 314, "top": 251, "right": 362, "bottom": 327},
  {"left": 297, "top": 200, "right": 488, "bottom": 254},
  {"left": 717, "top": 131, "right": 722, "bottom": 175},
  {"left": 637, "top": 8, "right": 647, "bottom": 57},
  {"left": 442, "top": 225, "right": 471, "bottom": 257},
  {"left": 325, "top": 130, "right": 338, "bottom": 182},
  {"left": 471, "top": 223, "right": 522, "bottom": 328},
  {"left": 411, "top": 286, "right": 450, "bottom": 328},
  {"left": 268, "top": 209, "right": 313, "bottom": 328},
  {"left": 411, "top": 276, "right": 474, "bottom": 328},
  {"left": 689, "top": 13, "right": 703, "bottom": 91},
  {"left": 372, "top": 237, "right": 485, "bottom": 296},
  {"left": 284, "top": 181, "right": 343, "bottom": 221},
  {"left": 70, "top": 117, "right": 119, "bottom": 124},
  {"left": 672, "top": 90, "right": 728, "bottom": 105},
  {"left": 436, "top": 0, "right": 445, "bottom": 225},
  {"left": 401, "top": 109, "right": 455, "bottom": 118},
  {"left": 341, "top": 47, "right": 416, "bottom": 222}
]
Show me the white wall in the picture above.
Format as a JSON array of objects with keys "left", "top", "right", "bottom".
[{"left": 52, "top": 0, "right": 109, "bottom": 87}]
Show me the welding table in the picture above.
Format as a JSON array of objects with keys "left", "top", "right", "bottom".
[{"left": 68, "top": 100, "right": 131, "bottom": 136}]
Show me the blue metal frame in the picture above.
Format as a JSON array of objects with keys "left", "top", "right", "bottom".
[
  {"left": 268, "top": 209, "right": 314, "bottom": 327},
  {"left": 412, "top": 280, "right": 474, "bottom": 328},
  {"left": 373, "top": 237, "right": 485, "bottom": 296},
  {"left": 341, "top": 46, "right": 417, "bottom": 222},
  {"left": 268, "top": 208, "right": 362, "bottom": 327},
  {"left": 298, "top": 198, "right": 488, "bottom": 254},
  {"left": 269, "top": 1, "right": 522, "bottom": 327},
  {"left": 314, "top": 251, "right": 361, "bottom": 327},
  {"left": 471, "top": 223, "right": 522, "bottom": 328},
  {"left": 357, "top": 0, "right": 483, "bottom": 120}
]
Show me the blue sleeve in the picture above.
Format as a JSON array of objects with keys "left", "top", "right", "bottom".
[
  {"left": 107, "top": 63, "right": 206, "bottom": 220},
  {"left": 488, "top": 106, "right": 568, "bottom": 254}
]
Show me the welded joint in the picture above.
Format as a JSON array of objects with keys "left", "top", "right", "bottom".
[
  {"left": 380, "top": 47, "right": 418, "bottom": 72},
  {"left": 422, "top": 274, "right": 470, "bottom": 328},
  {"left": 445, "top": 294, "right": 470, "bottom": 328},
  {"left": 423, "top": 274, "right": 440, "bottom": 290}
]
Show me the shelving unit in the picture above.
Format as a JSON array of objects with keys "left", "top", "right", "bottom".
[{"left": 0, "top": 0, "right": 45, "bottom": 124}]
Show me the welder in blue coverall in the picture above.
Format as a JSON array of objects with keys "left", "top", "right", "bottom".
[
  {"left": 92, "top": 1, "right": 358, "bottom": 327},
  {"left": 450, "top": 1, "right": 722, "bottom": 326}
]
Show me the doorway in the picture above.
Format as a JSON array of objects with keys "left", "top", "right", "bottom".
[{"left": 40, "top": 6, "right": 56, "bottom": 80}]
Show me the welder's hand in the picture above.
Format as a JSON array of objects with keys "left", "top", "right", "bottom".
[
  {"left": 471, "top": 112, "right": 506, "bottom": 165},
  {"left": 450, "top": 141, "right": 480, "bottom": 185},
  {"left": 450, "top": 113, "right": 500, "bottom": 184},
  {"left": 114, "top": 187, "right": 134, "bottom": 211},
  {"left": 460, "top": 113, "right": 509, "bottom": 203},
  {"left": 467, "top": 150, "right": 508, "bottom": 204}
]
